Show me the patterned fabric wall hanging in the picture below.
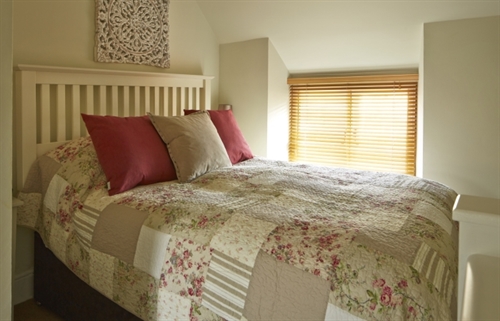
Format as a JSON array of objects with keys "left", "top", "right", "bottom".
[{"left": 95, "top": 0, "right": 170, "bottom": 68}]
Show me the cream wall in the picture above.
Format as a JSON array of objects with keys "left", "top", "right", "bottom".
[
  {"left": 423, "top": 16, "right": 500, "bottom": 198},
  {"left": 423, "top": 16, "right": 500, "bottom": 318},
  {"left": 267, "top": 41, "right": 290, "bottom": 160},
  {"left": 219, "top": 38, "right": 289, "bottom": 159},
  {"left": 0, "top": 1, "right": 13, "bottom": 319},
  {"left": 13, "top": 0, "right": 220, "bottom": 107},
  {"left": 12, "top": 0, "right": 220, "bottom": 304},
  {"left": 220, "top": 38, "right": 269, "bottom": 157}
]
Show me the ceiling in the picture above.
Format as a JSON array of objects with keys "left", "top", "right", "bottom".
[{"left": 195, "top": 0, "right": 499, "bottom": 75}]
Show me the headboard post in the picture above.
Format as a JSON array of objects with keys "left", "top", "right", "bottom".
[
  {"left": 203, "top": 79, "right": 211, "bottom": 110},
  {"left": 14, "top": 70, "right": 37, "bottom": 194}
]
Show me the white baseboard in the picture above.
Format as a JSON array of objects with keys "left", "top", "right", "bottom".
[{"left": 13, "top": 269, "right": 33, "bottom": 305}]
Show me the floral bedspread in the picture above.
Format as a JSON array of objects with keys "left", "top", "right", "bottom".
[{"left": 17, "top": 137, "right": 458, "bottom": 321}]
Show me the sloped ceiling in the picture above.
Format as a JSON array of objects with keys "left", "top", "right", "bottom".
[{"left": 195, "top": 0, "right": 499, "bottom": 74}]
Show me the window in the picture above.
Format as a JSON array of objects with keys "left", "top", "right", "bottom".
[{"left": 288, "top": 74, "right": 418, "bottom": 175}]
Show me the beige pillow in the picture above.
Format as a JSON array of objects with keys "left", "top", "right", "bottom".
[{"left": 148, "top": 111, "right": 231, "bottom": 182}]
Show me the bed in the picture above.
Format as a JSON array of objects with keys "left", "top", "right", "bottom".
[{"left": 15, "top": 65, "right": 459, "bottom": 321}]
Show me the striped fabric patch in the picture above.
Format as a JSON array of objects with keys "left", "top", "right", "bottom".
[
  {"left": 202, "top": 249, "right": 252, "bottom": 320},
  {"left": 412, "top": 243, "right": 454, "bottom": 305},
  {"left": 73, "top": 205, "right": 100, "bottom": 249}
]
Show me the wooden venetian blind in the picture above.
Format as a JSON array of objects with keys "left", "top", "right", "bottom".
[{"left": 288, "top": 74, "right": 418, "bottom": 175}]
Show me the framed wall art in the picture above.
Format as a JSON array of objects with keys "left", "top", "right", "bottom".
[{"left": 95, "top": 0, "right": 170, "bottom": 68}]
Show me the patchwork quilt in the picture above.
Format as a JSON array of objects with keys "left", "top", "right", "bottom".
[{"left": 17, "top": 137, "right": 458, "bottom": 321}]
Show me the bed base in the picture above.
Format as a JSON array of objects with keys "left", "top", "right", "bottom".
[{"left": 34, "top": 233, "right": 141, "bottom": 321}]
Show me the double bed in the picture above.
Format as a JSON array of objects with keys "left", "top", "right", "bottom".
[{"left": 15, "top": 65, "right": 459, "bottom": 321}]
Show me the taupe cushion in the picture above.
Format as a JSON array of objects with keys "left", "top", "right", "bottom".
[{"left": 149, "top": 112, "right": 231, "bottom": 182}]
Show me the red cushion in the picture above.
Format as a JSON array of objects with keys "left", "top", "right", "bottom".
[
  {"left": 81, "top": 114, "right": 176, "bottom": 195},
  {"left": 184, "top": 110, "right": 253, "bottom": 164}
]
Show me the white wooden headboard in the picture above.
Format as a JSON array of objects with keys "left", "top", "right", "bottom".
[{"left": 14, "top": 64, "right": 213, "bottom": 193}]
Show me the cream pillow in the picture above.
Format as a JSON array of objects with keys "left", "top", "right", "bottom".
[{"left": 149, "top": 111, "right": 231, "bottom": 182}]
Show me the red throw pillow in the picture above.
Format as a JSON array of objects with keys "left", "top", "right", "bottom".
[
  {"left": 184, "top": 109, "right": 253, "bottom": 164},
  {"left": 81, "top": 114, "right": 177, "bottom": 195}
]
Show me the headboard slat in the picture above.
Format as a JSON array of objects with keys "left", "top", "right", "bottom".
[
  {"left": 56, "top": 84, "right": 66, "bottom": 142},
  {"left": 180, "top": 88, "right": 186, "bottom": 113},
  {"left": 110, "top": 86, "right": 119, "bottom": 116},
  {"left": 195, "top": 87, "right": 201, "bottom": 110},
  {"left": 133, "top": 87, "right": 140, "bottom": 116},
  {"left": 40, "top": 84, "right": 51, "bottom": 144},
  {"left": 153, "top": 87, "right": 160, "bottom": 115},
  {"left": 123, "top": 86, "right": 130, "bottom": 117},
  {"left": 144, "top": 86, "right": 151, "bottom": 114},
  {"left": 186, "top": 88, "right": 192, "bottom": 112},
  {"left": 171, "top": 88, "right": 178, "bottom": 116},
  {"left": 98, "top": 85, "right": 106, "bottom": 115},
  {"left": 71, "top": 85, "right": 81, "bottom": 139},
  {"left": 83, "top": 85, "right": 94, "bottom": 116}
]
